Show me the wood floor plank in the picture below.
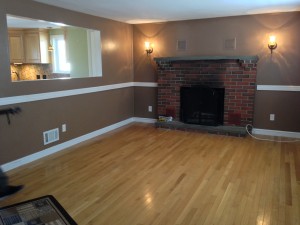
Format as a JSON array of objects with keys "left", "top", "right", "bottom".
[{"left": 1, "top": 123, "right": 299, "bottom": 225}]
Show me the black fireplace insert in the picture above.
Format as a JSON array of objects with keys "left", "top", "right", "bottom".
[{"left": 180, "top": 86, "right": 225, "bottom": 126}]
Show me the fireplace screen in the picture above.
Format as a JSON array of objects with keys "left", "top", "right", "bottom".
[{"left": 180, "top": 86, "right": 224, "bottom": 126}]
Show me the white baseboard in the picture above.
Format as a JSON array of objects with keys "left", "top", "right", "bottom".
[
  {"left": 3, "top": 118, "right": 299, "bottom": 171},
  {"left": 132, "top": 117, "right": 157, "bottom": 123},
  {"left": 252, "top": 128, "right": 300, "bottom": 139},
  {"left": 1, "top": 118, "right": 136, "bottom": 172},
  {"left": 1, "top": 117, "right": 156, "bottom": 172}
]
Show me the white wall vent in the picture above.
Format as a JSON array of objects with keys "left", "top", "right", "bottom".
[
  {"left": 223, "top": 38, "right": 236, "bottom": 50},
  {"left": 43, "top": 128, "right": 59, "bottom": 145},
  {"left": 177, "top": 40, "right": 187, "bottom": 51}
]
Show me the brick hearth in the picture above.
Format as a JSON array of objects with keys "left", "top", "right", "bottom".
[{"left": 154, "top": 56, "right": 258, "bottom": 126}]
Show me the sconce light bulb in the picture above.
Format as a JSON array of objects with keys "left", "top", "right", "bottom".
[
  {"left": 268, "top": 35, "right": 277, "bottom": 54},
  {"left": 145, "top": 41, "right": 153, "bottom": 55},
  {"left": 269, "top": 36, "right": 276, "bottom": 45},
  {"left": 145, "top": 41, "right": 151, "bottom": 49}
]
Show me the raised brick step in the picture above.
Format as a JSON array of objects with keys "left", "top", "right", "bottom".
[{"left": 155, "top": 121, "right": 247, "bottom": 137}]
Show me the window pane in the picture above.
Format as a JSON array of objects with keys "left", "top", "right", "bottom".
[{"left": 51, "top": 35, "right": 70, "bottom": 74}]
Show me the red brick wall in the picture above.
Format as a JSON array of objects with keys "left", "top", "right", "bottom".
[{"left": 156, "top": 59, "right": 257, "bottom": 126}]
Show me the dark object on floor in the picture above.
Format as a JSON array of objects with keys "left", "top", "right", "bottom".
[
  {"left": 0, "top": 195, "right": 77, "bottom": 225},
  {"left": 0, "top": 185, "right": 24, "bottom": 200}
]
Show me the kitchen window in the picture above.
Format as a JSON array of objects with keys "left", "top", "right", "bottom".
[{"left": 50, "top": 34, "right": 70, "bottom": 74}]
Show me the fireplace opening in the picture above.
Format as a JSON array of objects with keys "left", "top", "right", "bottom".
[{"left": 180, "top": 86, "right": 225, "bottom": 126}]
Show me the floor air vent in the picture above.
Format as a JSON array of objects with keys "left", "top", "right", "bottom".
[{"left": 43, "top": 128, "right": 59, "bottom": 145}]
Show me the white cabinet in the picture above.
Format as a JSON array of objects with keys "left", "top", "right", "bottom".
[
  {"left": 9, "top": 29, "right": 50, "bottom": 64},
  {"left": 8, "top": 31, "right": 24, "bottom": 63},
  {"left": 23, "top": 30, "right": 50, "bottom": 63},
  {"left": 39, "top": 31, "right": 51, "bottom": 64}
]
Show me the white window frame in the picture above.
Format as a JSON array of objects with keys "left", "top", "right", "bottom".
[
  {"left": 87, "top": 30, "right": 102, "bottom": 77},
  {"left": 50, "top": 34, "right": 70, "bottom": 74}
]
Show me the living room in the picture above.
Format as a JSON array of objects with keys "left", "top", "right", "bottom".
[{"left": 0, "top": 0, "right": 299, "bottom": 224}]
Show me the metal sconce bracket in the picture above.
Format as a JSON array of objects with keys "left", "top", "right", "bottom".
[
  {"left": 145, "top": 42, "right": 153, "bottom": 55},
  {"left": 146, "top": 48, "right": 153, "bottom": 55},
  {"left": 268, "top": 43, "right": 277, "bottom": 54},
  {"left": 268, "top": 35, "right": 277, "bottom": 54}
]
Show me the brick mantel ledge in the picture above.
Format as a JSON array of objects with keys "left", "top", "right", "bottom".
[{"left": 154, "top": 55, "right": 259, "bottom": 63}]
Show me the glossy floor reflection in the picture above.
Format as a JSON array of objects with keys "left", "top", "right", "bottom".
[{"left": 1, "top": 124, "right": 299, "bottom": 225}]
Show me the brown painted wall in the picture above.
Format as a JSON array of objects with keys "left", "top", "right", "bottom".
[
  {"left": 0, "top": 0, "right": 134, "bottom": 164},
  {"left": 254, "top": 91, "right": 300, "bottom": 132},
  {"left": 0, "top": 88, "right": 134, "bottom": 164},
  {"left": 134, "top": 87, "right": 157, "bottom": 118},
  {"left": 133, "top": 12, "right": 300, "bottom": 131}
]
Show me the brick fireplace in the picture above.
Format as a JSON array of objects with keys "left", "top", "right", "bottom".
[{"left": 154, "top": 56, "right": 258, "bottom": 127}]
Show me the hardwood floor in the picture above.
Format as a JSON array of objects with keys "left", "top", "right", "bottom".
[{"left": 1, "top": 123, "right": 300, "bottom": 225}]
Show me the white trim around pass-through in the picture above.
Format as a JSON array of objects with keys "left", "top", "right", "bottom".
[
  {"left": 0, "top": 82, "right": 158, "bottom": 106},
  {"left": 2, "top": 83, "right": 298, "bottom": 106}
]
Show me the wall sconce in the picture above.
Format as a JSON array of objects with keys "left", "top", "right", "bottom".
[
  {"left": 145, "top": 42, "right": 153, "bottom": 55},
  {"left": 268, "top": 35, "right": 277, "bottom": 54}
]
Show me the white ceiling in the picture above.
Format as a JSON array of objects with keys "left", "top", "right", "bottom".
[
  {"left": 7, "top": 15, "right": 64, "bottom": 28},
  {"left": 33, "top": 0, "right": 300, "bottom": 24}
]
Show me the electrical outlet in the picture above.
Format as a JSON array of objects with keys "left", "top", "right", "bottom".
[
  {"left": 148, "top": 106, "right": 152, "bottom": 112},
  {"left": 62, "top": 124, "right": 67, "bottom": 132},
  {"left": 270, "top": 114, "right": 275, "bottom": 121}
]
